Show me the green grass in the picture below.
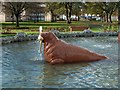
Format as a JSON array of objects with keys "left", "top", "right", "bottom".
[
  {"left": 1, "top": 21, "right": 102, "bottom": 27},
  {"left": 0, "top": 34, "right": 15, "bottom": 37},
  {"left": 25, "top": 31, "right": 39, "bottom": 34},
  {"left": 1, "top": 21, "right": 118, "bottom": 37}
]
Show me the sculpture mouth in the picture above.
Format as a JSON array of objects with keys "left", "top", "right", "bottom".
[{"left": 38, "top": 35, "right": 44, "bottom": 41}]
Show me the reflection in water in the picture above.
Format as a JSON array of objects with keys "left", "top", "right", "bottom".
[
  {"left": 2, "top": 36, "right": 118, "bottom": 88},
  {"left": 42, "top": 63, "right": 90, "bottom": 88}
]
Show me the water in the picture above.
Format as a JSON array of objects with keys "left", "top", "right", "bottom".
[{"left": 1, "top": 36, "right": 118, "bottom": 88}]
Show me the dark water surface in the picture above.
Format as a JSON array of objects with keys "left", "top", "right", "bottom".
[{"left": 1, "top": 36, "right": 118, "bottom": 88}]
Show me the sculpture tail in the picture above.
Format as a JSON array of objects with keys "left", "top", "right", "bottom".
[
  {"left": 91, "top": 54, "right": 109, "bottom": 62},
  {"left": 101, "top": 55, "right": 109, "bottom": 59},
  {"left": 96, "top": 55, "right": 109, "bottom": 61}
]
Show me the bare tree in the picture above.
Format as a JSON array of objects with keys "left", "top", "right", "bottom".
[{"left": 3, "top": 2, "right": 27, "bottom": 27}]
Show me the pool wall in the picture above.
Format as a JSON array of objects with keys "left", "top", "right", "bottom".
[{"left": 1, "top": 32, "right": 118, "bottom": 44}]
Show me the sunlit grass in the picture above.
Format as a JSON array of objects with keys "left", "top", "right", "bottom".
[
  {"left": 1, "top": 21, "right": 102, "bottom": 27},
  {"left": 1, "top": 21, "right": 118, "bottom": 37}
]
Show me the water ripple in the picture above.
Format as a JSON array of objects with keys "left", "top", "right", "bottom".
[{"left": 2, "top": 37, "right": 118, "bottom": 88}]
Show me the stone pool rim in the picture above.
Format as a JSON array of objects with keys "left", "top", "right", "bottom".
[{"left": 1, "top": 32, "right": 118, "bottom": 45}]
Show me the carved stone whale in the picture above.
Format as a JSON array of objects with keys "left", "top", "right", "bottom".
[{"left": 40, "top": 32, "right": 108, "bottom": 65}]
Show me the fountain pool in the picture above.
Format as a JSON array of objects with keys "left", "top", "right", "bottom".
[{"left": 1, "top": 36, "right": 118, "bottom": 88}]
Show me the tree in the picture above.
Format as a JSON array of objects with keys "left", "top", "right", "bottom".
[
  {"left": 45, "top": 2, "right": 59, "bottom": 22},
  {"left": 72, "top": 2, "right": 84, "bottom": 21},
  {"left": 96, "top": 2, "right": 117, "bottom": 23},
  {"left": 2, "top": 2, "right": 14, "bottom": 23},
  {"left": 108, "top": 2, "right": 117, "bottom": 23},
  {"left": 65, "top": 2, "right": 72, "bottom": 24},
  {"left": 85, "top": 2, "right": 117, "bottom": 23},
  {"left": 85, "top": 2, "right": 103, "bottom": 15},
  {"left": 118, "top": 1, "right": 120, "bottom": 25},
  {"left": 85, "top": 2, "right": 105, "bottom": 21},
  {"left": 3, "top": 2, "right": 27, "bottom": 27}
]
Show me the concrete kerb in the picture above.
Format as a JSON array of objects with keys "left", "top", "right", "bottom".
[{"left": 1, "top": 32, "right": 118, "bottom": 45}]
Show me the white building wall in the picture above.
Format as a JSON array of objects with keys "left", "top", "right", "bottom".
[
  {"left": 111, "top": 16, "right": 118, "bottom": 21},
  {"left": 45, "top": 12, "right": 51, "bottom": 21},
  {"left": 0, "top": 12, "right": 5, "bottom": 22},
  {"left": 0, "top": 9, "right": 52, "bottom": 22}
]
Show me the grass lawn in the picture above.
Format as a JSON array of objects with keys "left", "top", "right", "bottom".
[
  {"left": 1, "top": 21, "right": 104, "bottom": 28},
  {"left": 1, "top": 34, "right": 15, "bottom": 37},
  {"left": 1, "top": 21, "right": 118, "bottom": 37}
]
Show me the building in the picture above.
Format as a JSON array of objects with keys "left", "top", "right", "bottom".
[
  {"left": 0, "top": 12, "right": 5, "bottom": 22},
  {"left": 0, "top": 11, "right": 52, "bottom": 22},
  {"left": 0, "top": 3, "right": 52, "bottom": 22}
]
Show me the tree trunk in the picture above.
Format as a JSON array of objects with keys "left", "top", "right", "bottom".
[
  {"left": 12, "top": 16, "right": 14, "bottom": 24},
  {"left": 33, "top": 13, "right": 36, "bottom": 23},
  {"left": 106, "top": 13, "right": 109, "bottom": 23},
  {"left": 103, "top": 15, "right": 106, "bottom": 22},
  {"left": 54, "top": 15, "right": 57, "bottom": 22},
  {"left": 68, "top": 18, "right": 71, "bottom": 24},
  {"left": 118, "top": 15, "right": 120, "bottom": 25},
  {"left": 15, "top": 14, "right": 19, "bottom": 27},
  {"left": 51, "top": 10, "right": 54, "bottom": 22},
  {"left": 78, "top": 16, "right": 79, "bottom": 21},
  {"left": 102, "top": 13, "right": 106, "bottom": 22},
  {"left": 65, "top": 3, "right": 69, "bottom": 23},
  {"left": 36, "top": 13, "right": 39, "bottom": 22},
  {"left": 68, "top": 2, "right": 72, "bottom": 24},
  {"left": 65, "top": 2, "right": 72, "bottom": 24},
  {"left": 12, "top": 13, "right": 14, "bottom": 24},
  {"left": 118, "top": 1, "right": 120, "bottom": 25},
  {"left": 109, "top": 13, "right": 112, "bottom": 23}
]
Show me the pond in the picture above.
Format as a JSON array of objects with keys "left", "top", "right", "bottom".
[{"left": 1, "top": 36, "right": 118, "bottom": 88}]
